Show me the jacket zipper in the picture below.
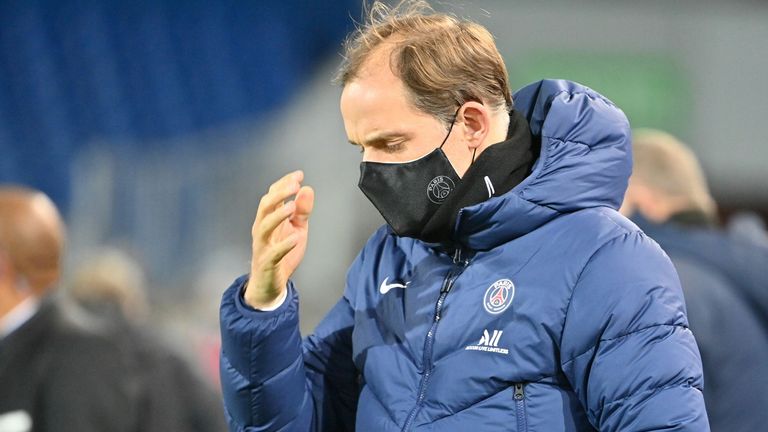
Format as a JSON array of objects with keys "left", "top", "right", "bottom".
[
  {"left": 402, "top": 248, "right": 467, "bottom": 431},
  {"left": 514, "top": 383, "right": 527, "bottom": 432}
]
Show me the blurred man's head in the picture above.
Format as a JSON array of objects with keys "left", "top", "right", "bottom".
[
  {"left": 0, "top": 186, "right": 65, "bottom": 316},
  {"left": 338, "top": 0, "right": 511, "bottom": 176},
  {"left": 621, "top": 129, "right": 716, "bottom": 223},
  {"left": 70, "top": 248, "right": 148, "bottom": 323}
]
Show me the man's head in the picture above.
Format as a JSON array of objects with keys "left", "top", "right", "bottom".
[
  {"left": 621, "top": 129, "right": 716, "bottom": 222},
  {"left": 0, "top": 186, "right": 65, "bottom": 316},
  {"left": 70, "top": 248, "right": 148, "bottom": 323},
  {"left": 338, "top": 0, "right": 511, "bottom": 176}
]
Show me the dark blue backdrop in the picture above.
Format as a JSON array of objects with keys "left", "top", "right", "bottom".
[{"left": 0, "top": 0, "right": 361, "bottom": 211}]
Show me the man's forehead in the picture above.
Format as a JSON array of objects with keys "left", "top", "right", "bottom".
[
  {"left": 343, "top": 108, "right": 411, "bottom": 146},
  {"left": 340, "top": 78, "right": 411, "bottom": 139},
  {"left": 342, "top": 64, "right": 404, "bottom": 106}
]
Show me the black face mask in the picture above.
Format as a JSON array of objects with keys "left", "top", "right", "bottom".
[{"left": 358, "top": 115, "right": 460, "bottom": 238}]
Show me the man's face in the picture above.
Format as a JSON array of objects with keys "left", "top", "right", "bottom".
[{"left": 340, "top": 48, "right": 470, "bottom": 174}]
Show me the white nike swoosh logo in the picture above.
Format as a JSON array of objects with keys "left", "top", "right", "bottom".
[{"left": 379, "top": 277, "right": 410, "bottom": 295}]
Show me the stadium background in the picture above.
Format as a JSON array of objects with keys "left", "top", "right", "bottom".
[{"left": 0, "top": 0, "right": 766, "bottom": 383}]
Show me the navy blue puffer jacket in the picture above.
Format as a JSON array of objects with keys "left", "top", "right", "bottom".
[{"left": 219, "top": 80, "right": 709, "bottom": 431}]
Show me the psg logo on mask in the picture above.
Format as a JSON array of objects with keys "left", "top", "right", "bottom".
[
  {"left": 426, "top": 175, "right": 456, "bottom": 204},
  {"left": 483, "top": 279, "right": 515, "bottom": 314}
]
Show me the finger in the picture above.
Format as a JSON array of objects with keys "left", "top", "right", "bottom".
[
  {"left": 268, "top": 234, "right": 299, "bottom": 265},
  {"left": 257, "top": 201, "right": 295, "bottom": 243},
  {"left": 256, "top": 171, "right": 303, "bottom": 223},
  {"left": 256, "top": 186, "right": 295, "bottom": 231},
  {"left": 291, "top": 186, "right": 314, "bottom": 227},
  {"left": 267, "top": 170, "right": 304, "bottom": 194}
]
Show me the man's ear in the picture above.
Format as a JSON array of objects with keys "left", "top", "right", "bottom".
[{"left": 457, "top": 101, "right": 491, "bottom": 151}]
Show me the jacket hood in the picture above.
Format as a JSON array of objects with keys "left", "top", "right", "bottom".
[{"left": 454, "top": 79, "right": 631, "bottom": 250}]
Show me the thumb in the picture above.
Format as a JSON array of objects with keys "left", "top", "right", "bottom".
[{"left": 292, "top": 185, "right": 314, "bottom": 226}]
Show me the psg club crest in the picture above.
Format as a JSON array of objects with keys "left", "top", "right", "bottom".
[
  {"left": 426, "top": 175, "right": 455, "bottom": 204},
  {"left": 483, "top": 279, "right": 515, "bottom": 314}
]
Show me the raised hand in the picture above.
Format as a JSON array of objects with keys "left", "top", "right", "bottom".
[{"left": 244, "top": 170, "right": 314, "bottom": 309}]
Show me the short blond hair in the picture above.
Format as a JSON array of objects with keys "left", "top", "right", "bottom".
[
  {"left": 337, "top": 0, "right": 512, "bottom": 126},
  {"left": 631, "top": 129, "right": 716, "bottom": 218}
]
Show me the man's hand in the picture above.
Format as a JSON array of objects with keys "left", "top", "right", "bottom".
[{"left": 245, "top": 170, "right": 314, "bottom": 309}]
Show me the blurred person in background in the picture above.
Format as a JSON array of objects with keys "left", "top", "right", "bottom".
[
  {"left": 70, "top": 248, "right": 227, "bottom": 432},
  {"left": 621, "top": 129, "right": 768, "bottom": 432},
  {"left": 0, "top": 186, "right": 138, "bottom": 432},
  {"left": 219, "top": 1, "right": 708, "bottom": 431}
]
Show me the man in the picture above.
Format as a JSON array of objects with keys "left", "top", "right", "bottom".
[
  {"left": 70, "top": 248, "right": 228, "bottom": 432},
  {"left": 220, "top": 2, "right": 709, "bottom": 431},
  {"left": 0, "top": 186, "right": 139, "bottom": 432},
  {"left": 621, "top": 129, "right": 768, "bottom": 432}
]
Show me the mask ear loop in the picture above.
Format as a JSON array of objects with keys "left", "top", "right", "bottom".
[
  {"left": 440, "top": 106, "right": 478, "bottom": 166},
  {"left": 438, "top": 107, "right": 462, "bottom": 149}
]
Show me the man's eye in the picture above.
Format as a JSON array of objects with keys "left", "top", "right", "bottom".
[{"left": 383, "top": 142, "right": 405, "bottom": 153}]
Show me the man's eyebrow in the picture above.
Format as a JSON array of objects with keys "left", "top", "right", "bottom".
[{"left": 351, "top": 131, "right": 406, "bottom": 147}]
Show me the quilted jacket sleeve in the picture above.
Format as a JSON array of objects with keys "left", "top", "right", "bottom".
[
  {"left": 219, "top": 273, "right": 358, "bottom": 432},
  {"left": 560, "top": 231, "right": 710, "bottom": 431}
]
